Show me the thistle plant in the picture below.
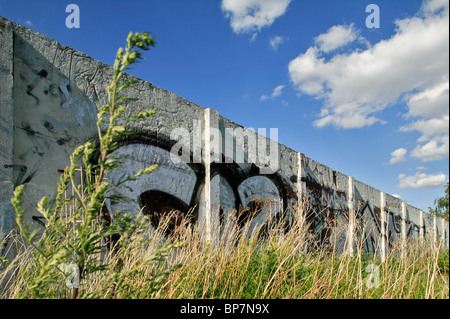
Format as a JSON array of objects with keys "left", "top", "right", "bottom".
[{"left": 10, "top": 32, "right": 183, "bottom": 299}]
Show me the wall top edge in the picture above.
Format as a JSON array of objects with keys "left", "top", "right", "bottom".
[{"left": 2, "top": 15, "right": 207, "bottom": 113}]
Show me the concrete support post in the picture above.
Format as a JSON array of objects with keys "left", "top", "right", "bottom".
[
  {"left": 296, "top": 153, "right": 306, "bottom": 227},
  {"left": 199, "top": 108, "right": 220, "bottom": 243},
  {"left": 442, "top": 219, "right": 448, "bottom": 248},
  {"left": 419, "top": 210, "right": 424, "bottom": 243},
  {"left": 433, "top": 216, "right": 438, "bottom": 245},
  {"left": 401, "top": 201, "right": 407, "bottom": 249},
  {"left": 347, "top": 176, "right": 355, "bottom": 256},
  {"left": 380, "top": 192, "right": 386, "bottom": 262}
]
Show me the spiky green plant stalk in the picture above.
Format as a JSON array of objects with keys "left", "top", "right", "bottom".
[{"left": 10, "top": 31, "right": 181, "bottom": 299}]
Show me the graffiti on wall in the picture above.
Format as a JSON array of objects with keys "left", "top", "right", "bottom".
[
  {"left": 356, "top": 201, "right": 422, "bottom": 255},
  {"left": 104, "top": 139, "right": 291, "bottom": 237},
  {"left": 303, "top": 177, "right": 348, "bottom": 249},
  {"left": 11, "top": 35, "right": 99, "bottom": 231},
  {"left": 59, "top": 78, "right": 97, "bottom": 127},
  {"left": 0, "top": 196, "right": 14, "bottom": 257}
]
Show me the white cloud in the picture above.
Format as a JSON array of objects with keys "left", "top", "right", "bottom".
[
  {"left": 314, "top": 24, "right": 359, "bottom": 53},
  {"left": 410, "top": 135, "right": 449, "bottom": 162},
  {"left": 25, "top": 20, "right": 32, "bottom": 26},
  {"left": 400, "top": 115, "right": 449, "bottom": 162},
  {"left": 272, "top": 85, "right": 285, "bottom": 97},
  {"left": 401, "top": 113, "right": 449, "bottom": 140},
  {"left": 260, "top": 85, "right": 285, "bottom": 101},
  {"left": 405, "top": 81, "right": 449, "bottom": 119},
  {"left": 222, "top": 0, "right": 292, "bottom": 34},
  {"left": 288, "top": 0, "right": 449, "bottom": 131},
  {"left": 399, "top": 80, "right": 449, "bottom": 162},
  {"left": 390, "top": 148, "right": 408, "bottom": 165},
  {"left": 288, "top": 0, "right": 449, "bottom": 164},
  {"left": 398, "top": 172, "right": 448, "bottom": 189},
  {"left": 422, "top": 0, "right": 449, "bottom": 14},
  {"left": 270, "top": 35, "right": 286, "bottom": 50}
]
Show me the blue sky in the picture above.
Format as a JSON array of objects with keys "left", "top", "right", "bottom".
[{"left": 1, "top": 0, "right": 448, "bottom": 211}]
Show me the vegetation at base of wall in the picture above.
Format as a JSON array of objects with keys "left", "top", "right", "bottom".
[
  {"left": 1, "top": 213, "right": 448, "bottom": 299},
  {"left": 153, "top": 216, "right": 449, "bottom": 300}
]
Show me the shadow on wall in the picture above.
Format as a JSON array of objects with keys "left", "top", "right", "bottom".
[{"left": 12, "top": 33, "right": 99, "bottom": 232}]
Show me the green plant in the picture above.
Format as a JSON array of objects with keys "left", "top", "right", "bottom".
[
  {"left": 10, "top": 31, "right": 183, "bottom": 299},
  {"left": 0, "top": 257, "right": 10, "bottom": 265},
  {"left": 429, "top": 182, "right": 449, "bottom": 221},
  {"left": 438, "top": 249, "right": 449, "bottom": 274},
  {"left": 153, "top": 214, "right": 449, "bottom": 300}
]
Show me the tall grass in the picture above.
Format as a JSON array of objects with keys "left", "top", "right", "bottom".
[
  {"left": 2, "top": 207, "right": 447, "bottom": 299},
  {"left": 154, "top": 212, "right": 449, "bottom": 299}
]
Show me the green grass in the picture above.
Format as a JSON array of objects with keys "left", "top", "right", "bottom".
[
  {"left": 154, "top": 218, "right": 449, "bottom": 299},
  {"left": 1, "top": 213, "right": 448, "bottom": 299}
]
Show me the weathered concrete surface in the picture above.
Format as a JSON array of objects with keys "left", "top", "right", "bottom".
[
  {"left": 0, "top": 16, "right": 448, "bottom": 265},
  {"left": 0, "top": 17, "right": 16, "bottom": 293},
  {"left": 12, "top": 32, "right": 98, "bottom": 231},
  {"left": 0, "top": 17, "right": 15, "bottom": 258}
]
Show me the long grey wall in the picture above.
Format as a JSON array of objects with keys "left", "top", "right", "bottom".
[{"left": 1, "top": 17, "right": 448, "bottom": 262}]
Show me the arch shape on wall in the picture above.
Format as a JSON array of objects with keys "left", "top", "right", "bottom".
[
  {"left": 210, "top": 174, "right": 236, "bottom": 215},
  {"left": 138, "top": 190, "right": 189, "bottom": 236},
  {"left": 105, "top": 144, "right": 197, "bottom": 224},
  {"left": 237, "top": 176, "right": 282, "bottom": 237},
  {"left": 209, "top": 174, "right": 238, "bottom": 239},
  {"left": 103, "top": 140, "right": 290, "bottom": 239}
]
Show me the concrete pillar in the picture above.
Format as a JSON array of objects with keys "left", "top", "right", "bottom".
[
  {"left": 198, "top": 108, "right": 221, "bottom": 243},
  {"left": 347, "top": 176, "right": 355, "bottom": 256},
  {"left": 442, "top": 218, "right": 448, "bottom": 248},
  {"left": 380, "top": 192, "right": 386, "bottom": 262},
  {"left": 401, "top": 201, "right": 407, "bottom": 248},
  {"left": 433, "top": 216, "right": 437, "bottom": 245},
  {"left": 296, "top": 153, "right": 306, "bottom": 227},
  {"left": 419, "top": 210, "right": 424, "bottom": 243},
  {"left": 0, "top": 17, "right": 15, "bottom": 257}
]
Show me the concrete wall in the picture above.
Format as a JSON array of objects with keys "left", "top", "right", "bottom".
[
  {"left": 0, "top": 17, "right": 15, "bottom": 262},
  {"left": 1, "top": 17, "right": 448, "bottom": 262}
]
